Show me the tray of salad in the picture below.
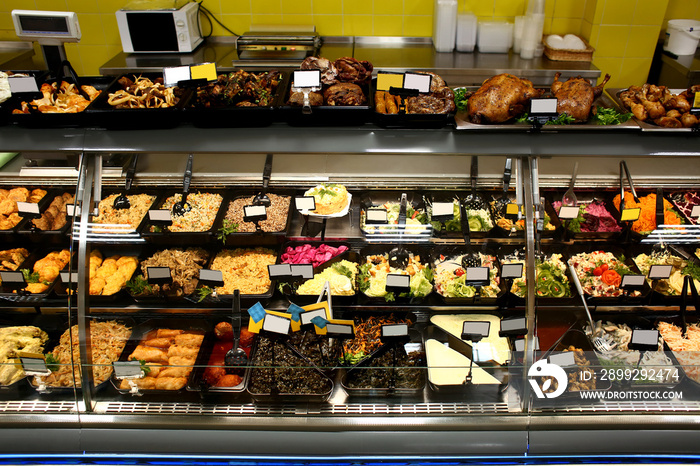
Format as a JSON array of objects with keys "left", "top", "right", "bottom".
[
  {"left": 358, "top": 192, "right": 432, "bottom": 242},
  {"left": 426, "top": 192, "right": 493, "bottom": 239},
  {"left": 629, "top": 245, "right": 700, "bottom": 305},
  {"left": 547, "top": 191, "right": 623, "bottom": 240},
  {"left": 431, "top": 246, "right": 505, "bottom": 305},
  {"left": 358, "top": 245, "right": 433, "bottom": 304},
  {"left": 567, "top": 246, "right": 650, "bottom": 305}
]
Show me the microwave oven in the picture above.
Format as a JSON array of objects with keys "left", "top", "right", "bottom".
[{"left": 116, "top": 1, "right": 202, "bottom": 53}]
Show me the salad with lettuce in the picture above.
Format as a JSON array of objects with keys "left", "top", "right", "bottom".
[
  {"left": 358, "top": 253, "right": 433, "bottom": 302},
  {"left": 433, "top": 252, "right": 500, "bottom": 298}
]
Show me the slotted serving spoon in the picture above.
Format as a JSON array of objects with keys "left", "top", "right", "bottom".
[
  {"left": 464, "top": 156, "right": 485, "bottom": 210},
  {"left": 460, "top": 201, "right": 480, "bottom": 268},
  {"left": 172, "top": 153, "right": 194, "bottom": 217},
  {"left": 491, "top": 158, "right": 513, "bottom": 217},
  {"left": 568, "top": 264, "right": 613, "bottom": 352},
  {"left": 253, "top": 154, "right": 273, "bottom": 207},
  {"left": 388, "top": 193, "right": 410, "bottom": 269},
  {"left": 561, "top": 162, "right": 579, "bottom": 206},
  {"left": 225, "top": 290, "right": 248, "bottom": 367},
  {"left": 113, "top": 154, "right": 138, "bottom": 210}
]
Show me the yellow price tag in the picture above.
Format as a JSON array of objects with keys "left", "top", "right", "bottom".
[
  {"left": 190, "top": 62, "right": 217, "bottom": 81},
  {"left": 376, "top": 73, "right": 404, "bottom": 92},
  {"left": 506, "top": 204, "right": 520, "bottom": 215},
  {"left": 694, "top": 92, "right": 700, "bottom": 108},
  {"left": 621, "top": 208, "right": 641, "bottom": 221}
]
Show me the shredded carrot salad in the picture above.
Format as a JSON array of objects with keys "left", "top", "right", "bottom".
[{"left": 612, "top": 192, "right": 682, "bottom": 234}]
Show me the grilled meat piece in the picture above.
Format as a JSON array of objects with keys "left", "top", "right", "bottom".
[
  {"left": 468, "top": 74, "right": 544, "bottom": 123},
  {"left": 323, "top": 83, "right": 366, "bottom": 106},
  {"left": 195, "top": 71, "right": 280, "bottom": 108},
  {"left": 288, "top": 90, "right": 324, "bottom": 106},
  {"left": 301, "top": 57, "right": 338, "bottom": 85},
  {"left": 333, "top": 57, "right": 373, "bottom": 85},
  {"left": 551, "top": 72, "right": 610, "bottom": 122},
  {"left": 406, "top": 87, "right": 456, "bottom": 114}
]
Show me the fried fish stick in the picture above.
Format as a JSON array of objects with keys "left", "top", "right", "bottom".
[
  {"left": 375, "top": 91, "right": 386, "bottom": 113},
  {"left": 129, "top": 345, "right": 169, "bottom": 364},
  {"left": 155, "top": 376, "right": 187, "bottom": 390},
  {"left": 386, "top": 93, "right": 398, "bottom": 114},
  {"left": 157, "top": 329, "right": 184, "bottom": 338},
  {"left": 174, "top": 333, "right": 204, "bottom": 348}
]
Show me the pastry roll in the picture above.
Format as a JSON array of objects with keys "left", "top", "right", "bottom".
[
  {"left": 174, "top": 333, "right": 204, "bottom": 348},
  {"left": 155, "top": 376, "right": 187, "bottom": 390},
  {"left": 143, "top": 338, "right": 173, "bottom": 349},
  {"left": 129, "top": 345, "right": 169, "bottom": 365},
  {"left": 157, "top": 329, "right": 184, "bottom": 338}
]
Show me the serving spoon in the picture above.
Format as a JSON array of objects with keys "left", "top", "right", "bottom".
[
  {"left": 172, "top": 153, "right": 194, "bottom": 217},
  {"left": 225, "top": 290, "right": 248, "bottom": 367},
  {"left": 113, "top": 154, "right": 138, "bottom": 210},
  {"left": 388, "top": 193, "right": 410, "bottom": 269}
]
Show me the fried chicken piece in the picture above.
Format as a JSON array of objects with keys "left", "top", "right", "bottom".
[
  {"left": 681, "top": 112, "right": 699, "bottom": 128},
  {"left": 654, "top": 116, "right": 683, "bottom": 128}
]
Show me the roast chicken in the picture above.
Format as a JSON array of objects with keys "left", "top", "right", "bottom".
[
  {"left": 551, "top": 72, "right": 611, "bottom": 122},
  {"left": 468, "top": 74, "right": 544, "bottom": 123}
]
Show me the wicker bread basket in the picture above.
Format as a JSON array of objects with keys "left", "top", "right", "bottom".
[{"left": 543, "top": 34, "right": 594, "bottom": 62}]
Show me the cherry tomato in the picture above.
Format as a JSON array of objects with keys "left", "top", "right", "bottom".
[
  {"left": 593, "top": 267, "right": 603, "bottom": 276},
  {"left": 455, "top": 268, "right": 465, "bottom": 277},
  {"left": 601, "top": 263, "right": 609, "bottom": 272}
]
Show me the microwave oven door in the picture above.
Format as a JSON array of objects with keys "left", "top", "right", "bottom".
[{"left": 124, "top": 12, "right": 179, "bottom": 52}]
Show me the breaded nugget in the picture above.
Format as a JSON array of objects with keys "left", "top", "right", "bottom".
[
  {"left": 0, "top": 200, "right": 17, "bottom": 216},
  {"left": 7, "top": 187, "right": 29, "bottom": 202},
  {"left": 89, "top": 277, "right": 106, "bottom": 295}
]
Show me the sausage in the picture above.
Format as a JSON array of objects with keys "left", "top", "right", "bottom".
[{"left": 375, "top": 91, "right": 386, "bottom": 114}]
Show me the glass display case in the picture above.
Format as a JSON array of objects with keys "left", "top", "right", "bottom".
[{"left": 0, "top": 123, "right": 699, "bottom": 461}]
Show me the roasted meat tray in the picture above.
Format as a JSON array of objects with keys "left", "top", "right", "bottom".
[
  {"left": 184, "top": 70, "right": 288, "bottom": 127},
  {"left": 84, "top": 74, "right": 189, "bottom": 130},
  {"left": 278, "top": 78, "right": 371, "bottom": 126},
  {"left": 0, "top": 185, "right": 55, "bottom": 238},
  {"left": 15, "top": 189, "right": 75, "bottom": 243},
  {"left": 0, "top": 248, "right": 72, "bottom": 303},
  {"left": 608, "top": 87, "right": 700, "bottom": 132},
  {"left": 370, "top": 76, "right": 456, "bottom": 129},
  {"left": 455, "top": 84, "right": 639, "bottom": 131}
]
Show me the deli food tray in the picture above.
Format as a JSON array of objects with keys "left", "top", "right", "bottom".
[
  {"left": 84, "top": 73, "right": 190, "bottom": 130},
  {"left": 184, "top": 70, "right": 289, "bottom": 128},
  {"left": 14, "top": 189, "right": 76, "bottom": 243},
  {"left": 278, "top": 79, "right": 371, "bottom": 126},
  {"left": 214, "top": 189, "right": 294, "bottom": 245},
  {"left": 0, "top": 248, "right": 72, "bottom": 303},
  {"left": 608, "top": 88, "right": 699, "bottom": 133},
  {"left": 370, "top": 78, "right": 455, "bottom": 129},
  {"left": 111, "top": 318, "right": 211, "bottom": 396},
  {"left": 455, "top": 87, "right": 639, "bottom": 131},
  {"left": 544, "top": 190, "right": 623, "bottom": 240},
  {"left": 140, "top": 189, "right": 228, "bottom": 245}
]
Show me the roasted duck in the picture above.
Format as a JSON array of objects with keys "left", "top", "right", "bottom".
[
  {"left": 468, "top": 74, "right": 544, "bottom": 123},
  {"left": 551, "top": 72, "right": 611, "bottom": 121}
]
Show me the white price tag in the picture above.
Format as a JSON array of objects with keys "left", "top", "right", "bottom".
[
  {"left": 149, "top": 209, "right": 172, "bottom": 222},
  {"left": 461, "top": 321, "right": 490, "bottom": 340},
  {"left": 262, "top": 314, "right": 291, "bottom": 335},
  {"left": 514, "top": 337, "right": 540, "bottom": 352},
  {"left": 268, "top": 263, "right": 292, "bottom": 278},
  {"left": 558, "top": 205, "right": 580, "bottom": 219},
  {"left": 648, "top": 264, "right": 673, "bottom": 280},
  {"left": 147, "top": 267, "right": 171, "bottom": 281},
  {"left": 403, "top": 72, "right": 432, "bottom": 93},
  {"left": 621, "top": 274, "right": 645, "bottom": 288},
  {"left": 326, "top": 323, "right": 354, "bottom": 336},
  {"left": 300, "top": 308, "right": 328, "bottom": 326},
  {"left": 473, "top": 342, "right": 494, "bottom": 363},
  {"left": 16, "top": 202, "right": 40, "bottom": 215},
  {"left": 549, "top": 351, "right": 576, "bottom": 368},
  {"left": 20, "top": 356, "right": 50, "bottom": 376},
  {"left": 381, "top": 323, "right": 409, "bottom": 338},
  {"left": 692, "top": 205, "right": 700, "bottom": 218},
  {"left": 113, "top": 361, "right": 144, "bottom": 379},
  {"left": 244, "top": 205, "right": 266, "bottom": 218},
  {"left": 465, "top": 267, "right": 489, "bottom": 282},
  {"left": 385, "top": 273, "right": 410, "bottom": 289},
  {"left": 293, "top": 70, "right": 321, "bottom": 88},
  {"left": 60, "top": 272, "right": 78, "bottom": 284},
  {"left": 295, "top": 196, "right": 316, "bottom": 211},
  {"left": 291, "top": 264, "right": 314, "bottom": 279},
  {"left": 501, "top": 263, "right": 524, "bottom": 279},
  {"left": 163, "top": 65, "right": 190, "bottom": 87},
  {"left": 531, "top": 98, "right": 558, "bottom": 114},
  {"left": 8, "top": 76, "right": 39, "bottom": 93},
  {"left": 199, "top": 269, "right": 223, "bottom": 283},
  {"left": 432, "top": 202, "right": 454, "bottom": 217},
  {"left": 0, "top": 271, "right": 25, "bottom": 284},
  {"left": 66, "top": 204, "right": 80, "bottom": 217},
  {"left": 366, "top": 208, "right": 388, "bottom": 223},
  {"left": 630, "top": 329, "right": 659, "bottom": 348},
  {"left": 500, "top": 317, "right": 527, "bottom": 334}
]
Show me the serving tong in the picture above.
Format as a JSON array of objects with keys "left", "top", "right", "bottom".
[
  {"left": 680, "top": 274, "right": 700, "bottom": 338},
  {"left": 172, "top": 153, "right": 194, "bottom": 217},
  {"left": 253, "top": 154, "right": 273, "bottom": 207},
  {"left": 113, "top": 154, "right": 138, "bottom": 210},
  {"left": 463, "top": 156, "right": 485, "bottom": 210},
  {"left": 561, "top": 162, "right": 579, "bottom": 207},
  {"left": 569, "top": 263, "right": 614, "bottom": 352},
  {"left": 388, "top": 193, "right": 410, "bottom": 269},
  {"left": 224, "top": 290, "right": 248, "bottom": 367},
  {"left": 460, "top": 201, "right": 480, "bottom": 268},
  {"left": 491, "top": 158, "right": 513, "bottom": 217}
]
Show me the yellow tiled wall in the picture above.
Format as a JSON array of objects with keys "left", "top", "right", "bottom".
[{"left": 0, "top": 0, "right": 691, "bottom": 85}]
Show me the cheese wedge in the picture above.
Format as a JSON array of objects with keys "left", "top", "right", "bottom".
[
  {"left": 430, "top": 314, "right": 511, "bottom": 364},
  {"left": 426, "top": 339, "right": 500, "bottom": 385}
]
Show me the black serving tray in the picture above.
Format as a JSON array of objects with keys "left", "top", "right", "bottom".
[
  {"left": 278, "top": 78, "right": 371, "bottom": 126},
  {"left": 214, "top": 190, "right": 294, "bottom": 246},
  {"left": 431, "top": 244, "right": 506, "bottom": 305},
  {"left": 141, "top": 189, "right": 228, "bottom": 245},
  {"left": 111, "top": 318, "right": 211, "bottom": 396},
  {"left": 185, "top": 70, "right": 288, "bottom": 128},
  {"left": 370, "top": 77, "right": 455, "bottom": 129},
  {"left": 84, "top": 73, "right": 189, "bottom": 130},
  {"left": 0, "top": 248, "right": 72, "bottom": 303},
  {"left": 90, "top": 189, "right": 161, "bottom": 239},
  {"left": 14, "top": 189, "right": 75, "bottom": 243},
  {"left": 545, "top": 190, "right": 623, "bottom": 240}
]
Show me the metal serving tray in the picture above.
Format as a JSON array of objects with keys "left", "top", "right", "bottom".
[{"left": 608, "top": 88, "right": 698, "bottom": 132}]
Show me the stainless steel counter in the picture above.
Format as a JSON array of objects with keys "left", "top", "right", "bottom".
[
  {"left": 0, "top": 41, "right": 35, "bottom": 70},
  {"left": 659, "top": 49, "right": 700, "bottom": 87},
  {"left": 99, "top": 36, "right": 599, "bottom": 85}
]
